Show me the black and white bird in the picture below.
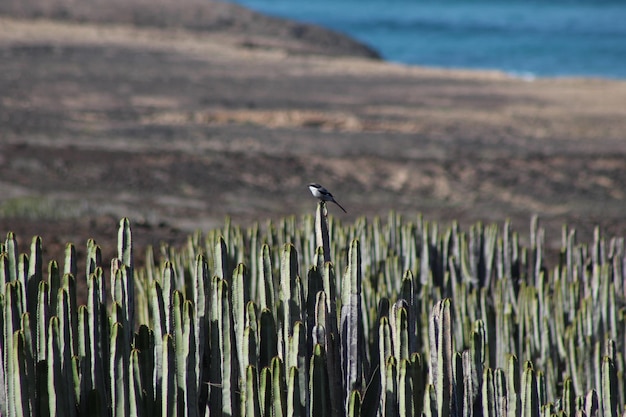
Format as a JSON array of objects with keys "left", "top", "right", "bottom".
[{"left": 308, "top": 183, "right": 347, "bottom": 213}]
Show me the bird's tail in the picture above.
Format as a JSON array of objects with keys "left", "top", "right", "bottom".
[{"left": 333, "top": 199, "right": 347, "bottom": 213}]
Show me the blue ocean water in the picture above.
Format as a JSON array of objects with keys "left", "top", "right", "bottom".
[{"left": 229, "top": 0, "right": 626, "bottom": 79}]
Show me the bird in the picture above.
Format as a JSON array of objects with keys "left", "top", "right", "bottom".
[{"left": 308, "top": 183, "right": 347, "bottom": 213}]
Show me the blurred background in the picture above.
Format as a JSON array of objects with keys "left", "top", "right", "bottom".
[
  {"left": 230, "top": 0, "right": 626, "bottom": 79},
  {"left": 1, "top": 0, "right": 625, "bottom": 266}
]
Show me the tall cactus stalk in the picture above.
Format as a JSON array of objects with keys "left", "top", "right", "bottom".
[
  {"left": 341, "top": 239, "right": 365, "bottom": 414},
  {"left": 310, "top": 344, "right": 332, "bottom": 417},
  {"left": 430, "top": 299, "right": 454, "bottom": 417},
  {"left": 315, "top": 202, "right": 331, "bottom": 263}
]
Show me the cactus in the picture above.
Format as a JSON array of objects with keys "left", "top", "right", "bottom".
[
  {"left": 309, "top": 344, "right": 332, "bottom": 417},
  {"left": 482, "top": 367, "right": 496, "bottom": 417},
  {"left": 110, "top": 322, "right": 129, "bottom": 417},
  {"left": 208, "top": 277, "right": 237, "bottom": 416},
  {"left": 232, "top": 263, "right": 248, "bottom": 388},
  {"left": 287, "top": 365, "right": 304, "bottom": 417},
  {"left": 315, "top": 202, "right": 331, "bottom": 263},
  {"left": 520, "top": 361, "right": 540, "bottom": 417},
  {"left": 1, "top": 214, "right": 625, "bottom": 417},
  {"left": 279, "top": 244, "right": 302, "bottom": 365},
  {"left": 13, "top": 330, "right": 33, "bottom": 417},
  {"left": 430, "top": 299, "right": 454, "bottom": 417},
  {"left": 341, "top": 238, "right": 365, "bottom": 413},
  {"left": 601, "top": 355, "right": 619, "bottom": 417},
  {"left": 382, "top": 356, "right": 398, "bottom": 416},
  {"left": 270, "top": 356, "right": 287, "bottom": 417},
  {"left": 162, "top": 334, "right": 177, "bottom": 417}
]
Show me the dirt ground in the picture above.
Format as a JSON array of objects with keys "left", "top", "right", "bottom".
[{"left": 1, "top": 13, "right": 626, "bottom": 270}]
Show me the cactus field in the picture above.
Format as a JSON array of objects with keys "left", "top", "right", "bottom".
[{"left": 1, "top": 204, "right": 624, "bottom": 416}]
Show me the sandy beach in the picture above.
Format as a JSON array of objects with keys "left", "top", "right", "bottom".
[{"left": 1, "top": 0, "right": 625, "bottom": 266}]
